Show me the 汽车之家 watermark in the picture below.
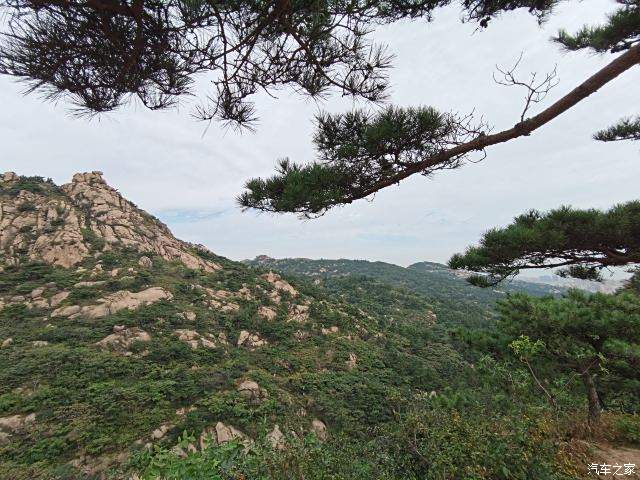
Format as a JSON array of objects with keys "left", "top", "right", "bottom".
[{"left": 588, "top": 463, "right": 636, "bottom": 476}]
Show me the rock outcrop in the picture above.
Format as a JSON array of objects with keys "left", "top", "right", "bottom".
[
  {"left": 258, "top": 305, "right": 277, "bottom": 321},
  {"left": 0, "top": 171, "right": 221, "bottom": 271},
  {"left": 1, "top": 285, "right": 71, "bottom": 311},
  {"left": 199, "top": 422, "right": 248, "bottom": 450},
  {"left": 311, "top": 419, "right": 328, "bottom": 440},
  {"left": 266, "top": 425, "right": 285, "bottom": 450},
  {"left": 287, "top": 304, "right": 309, "bottom": 323},
  {"left": 197, "top": 286, "right": 241, "bottom": 313},
  {"left": 0, "top": 413, "right": 36, "bottom": 432},
  {"left": 95, "top": 326, "right": 151, "bottom": 355},
  {"left": 0, "top": 413, "right": 36, "bottom": 443},
  {"left": 150, "top": 423, "right": 173, "bottom": 441},
  {"left": 321, "top": 326, "right": 339, "bottom": 335},
  {"left": 51, "top": 287, "right": 172, "bottom": 320},
  {"left": 173, "top": 329, "right": 224, "bottom": 349},
  {"left": 138, "top": 256, "right": 153, "bottom": 268},
  {"left": 262, "top": 272, "right": 298, "bottom": 303},
  {"left": 237, "top": 380, "right": 268, "bottom": 405},
  {"left": 237, "top": 330, "right": 268, "bottom": 349}
]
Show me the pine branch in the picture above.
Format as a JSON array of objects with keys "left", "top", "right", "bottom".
[
  {"left": 0, "top": 0, "right": 568, "bottom": 126},
  {"left": 448, "top": 201, "right": 640, "bottom": 284},
  {"left": 555, "top": 1, "right": 640, "bottom": 53},
  {"left": 594, "top": 116, "right": 640, "bottom": 141},
  {"left": 240, "top": 44, "right": 640, "bottom": 215}
]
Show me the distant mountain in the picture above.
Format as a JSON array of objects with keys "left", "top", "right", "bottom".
[
  {"left": 245, "top": 256, "right": 568, "bottom": 309},
  {"left": 516, "top": 273, "right": 626, "bottom": 294},
  {"left": 243, "top": 256, "right": 572, "bottom": 335}
]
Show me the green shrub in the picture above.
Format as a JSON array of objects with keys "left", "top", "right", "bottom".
[
  {"left": 67, "top": 287, "right": 100, "bottom": 303},
  {"left": 81, "top": 228, "right": 106, "bottom": 251},
  {"left": 614, "top": 414, "right": 640, "bottom": 445},
  {"left": 17, "top": 201, "right": 36, "bottom": 212}
]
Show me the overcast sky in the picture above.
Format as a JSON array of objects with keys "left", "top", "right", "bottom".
[{"left": 1, "top": 0, "right": 638, "bottom": 267}]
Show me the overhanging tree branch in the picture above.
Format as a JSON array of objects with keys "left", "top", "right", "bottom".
[
  {"left": 240, "top": 44, "right": 640, "bottom": 215},
  {"left": 448, "top": 201, "right": 640, "bottom": 285},
  {"left": 1, "top": 0, "right": 434, "bottom": 126}
]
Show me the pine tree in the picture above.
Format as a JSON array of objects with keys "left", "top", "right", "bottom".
[
  {"left": 448, "top": 200, "right": 640, "bottom": 284},
  {"left": 497, "top": 290, "right": 640, "bottom": 424},
  {"left": 239, "top": 0, "right": 640, "bottom": 215},
  {"left": 0, "top": 0, "right": 554, "bottom": 128}
]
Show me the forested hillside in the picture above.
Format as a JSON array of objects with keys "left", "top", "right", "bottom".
[
  {"left": 244, "top": 256, "right": 567, "bottom": 317},
  {"left": 1, "top": 173, "right": 638, "bottom": 480}
]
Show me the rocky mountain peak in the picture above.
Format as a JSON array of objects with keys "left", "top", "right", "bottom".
[
  {"left": 1, "top": 171, "right": 19, "bottom": 183},
  {"left": 0, "top": 171, "right": 220, "bottom": 271},
  {"left": 253, "top": 254, "right": 275, "bottom": 263}
]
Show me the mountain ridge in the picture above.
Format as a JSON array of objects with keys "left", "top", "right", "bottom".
[
  {"left": 0, "top": 171, "right": 220, "bottom": 271},
  {"left": 244, "top": 255, "right": 568, "bottom": 305},
  {"left": 0, "top": 172, "right": 477, "bottom": 479}
]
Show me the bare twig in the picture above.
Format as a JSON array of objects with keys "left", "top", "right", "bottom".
[
  {"left": 522, "top": 357, "right": 558, "bottom": 409},
  {"left": 494, "top": 53, "right": 560, "bottom": 121},
  {"left": 345, "top": 44, "right": 639, "bottom": 204}
]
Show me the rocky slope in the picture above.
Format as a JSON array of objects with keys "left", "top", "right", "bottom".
[
  {"left": 0, "top": 171, "right": 219, "bottom": 271},
  {"left": 2, "top": 172, "right": 634, "bottom": 480},
  {"left": 0, "top": 173, "right": 469, "bottom": 479}
]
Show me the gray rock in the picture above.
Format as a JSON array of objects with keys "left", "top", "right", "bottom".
[
  {"left": 267, "top": 425, "right": 285, "bottom": 450},
  {"left": 237, "top": 380, "right": 267, "bottom": 405},
  {"left": 311, "top": 419, "right": 328, "bottom": 441},
  {"left": 138, "top": 256, "right": 153, "bottom": 268}
]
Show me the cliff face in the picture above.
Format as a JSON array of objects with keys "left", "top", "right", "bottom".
[{"left": 0, "top": 171, "right": 219, "bottom": 271}]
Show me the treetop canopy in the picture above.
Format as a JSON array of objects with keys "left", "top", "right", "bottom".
[{"left": 448, "top": 200, "right": 640, "bottom": 284}]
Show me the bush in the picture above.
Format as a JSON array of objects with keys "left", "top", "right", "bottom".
[
  {"left": 81, "top": 228, "right": 106, "bottom": 251},
  {"left": 67, "top": 287, "right": 101, "bottom": 303},
  {"left": 614, "top": 415, "right": 640, "bottom": 445},
  {"left": 386, "top": 405, "right": 565, "bottom": 480},
  {"left": 0, "top": 176, "right": 59, "bottom": 195},
  {"left": 130, "top": 434, "right": 394, "bottom": 480},
  {"left": 17, "top": 201, "right": 36, "bottom": 212}
]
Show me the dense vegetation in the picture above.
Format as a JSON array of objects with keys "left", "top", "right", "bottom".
[
  {"left": 1, "top": 178, "right": 638, "bottom": 480},
  {"left": 499, "top": 291, "right": 640, "bottom": 423},
  {"left": 130, "top": 261, "right": 640, "bottom": 480},
  {"left": 0, "top": 252, "right": 504, "bottom": 479}
]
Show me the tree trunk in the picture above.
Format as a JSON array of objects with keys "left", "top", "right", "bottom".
[{"left": 582, "top": 372, "right": 602, "bottom": 424}]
